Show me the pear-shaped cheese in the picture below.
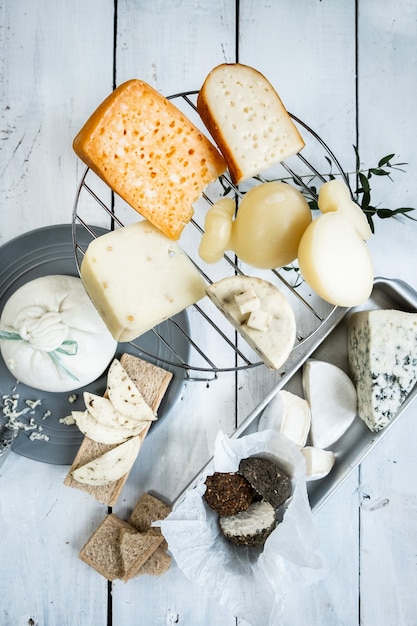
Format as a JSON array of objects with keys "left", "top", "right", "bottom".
[
  {"left": 301, "top": 446, "right": 335, "bottom": 480},
  {"left": 259, "top": 390, "right": 310, "bottom": 447},
  {"left": 71, "top": 436, "right": 141, "bottom": 485},
  {"left": 302, "top": 359, "right": 357, "bottom": 449},
  {"left": 72, "top": 410, "right": 147, "bottom": 445},
  {"left": 206, "top": 276, "right": 296, "bottom": 369},
  {"left": 297, "top": 179, "right": 373, "bottom": 307}
]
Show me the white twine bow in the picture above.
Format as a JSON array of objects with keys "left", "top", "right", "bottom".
[{"left": 0, "top": 305, "right": 79, "bottom": 382}]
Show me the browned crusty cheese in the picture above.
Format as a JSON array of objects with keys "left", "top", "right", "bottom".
[
  {"left": 73, "top": 79, "right": 226, "bottom": 240},
  {"left": 197, "top": 63, "right": 305, "bottom": 184}
]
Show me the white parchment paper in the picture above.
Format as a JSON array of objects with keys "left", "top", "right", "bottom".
[{"left": 160, "top": 430, "right": 323, "bottom": 625}]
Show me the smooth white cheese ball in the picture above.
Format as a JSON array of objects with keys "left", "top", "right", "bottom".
[{"left": 0, "top": 275, "right": 117, "bottom": 392}]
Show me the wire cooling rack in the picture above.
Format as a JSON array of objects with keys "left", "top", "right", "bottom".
[{"left": 72, "top": 90, "right": 350, "bottom": 380}]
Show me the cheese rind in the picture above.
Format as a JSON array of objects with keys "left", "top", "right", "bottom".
[
  {"left": 348, "top": 309, "right": 417, "bottom": 431},
  {"left": 206, "top": 276, "right": 296, "bottom": 369},
  {"left": 80, "top": 220, "right": 206, "bottom": 342}
]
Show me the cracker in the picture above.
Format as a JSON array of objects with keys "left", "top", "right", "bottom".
[
  {"left": 79, "top": 514, "right": 133, "bottom": 580},
  {"left": 119, "top": 527, "right": 164, "bottom": 582},
  {"left": 64, "top": 355, "right": 173, "bottom": 505}
]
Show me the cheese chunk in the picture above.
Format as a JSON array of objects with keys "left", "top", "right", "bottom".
[
  {"left": 80, "top": 221, "right": 206, "bottom": 342},
  {"left": 348, "top": 309, "right": 417, "bottom": 431},
  {"left": 73, "top": 79, "right": 226, "bottom": 240},
  {"left": 206, "top": 276, "right": 296, "bottom": 369},
  {"left": 258, "top": 390, "right": 311, "bottom": 448},
  {"left": 197, "top": 63, "right": 305, "bottom": 184}
]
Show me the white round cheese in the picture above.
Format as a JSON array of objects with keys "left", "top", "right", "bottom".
[{"left": 0, "top": 275, "right": 117, "bottom": 392}]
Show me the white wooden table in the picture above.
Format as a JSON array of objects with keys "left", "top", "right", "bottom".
[{"left": 1, "top": 2, "right": 417, "bottom": 625}]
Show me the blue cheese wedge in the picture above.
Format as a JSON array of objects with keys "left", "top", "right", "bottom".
[
  {"left": 80, "top": 220, "right": 206, "bottom": 342},
  {"left": 206, "top": 276, "right": 296, "bottom": 369},
  {"left": 348, "top": 309, "right": 417, "bottom": 431}
]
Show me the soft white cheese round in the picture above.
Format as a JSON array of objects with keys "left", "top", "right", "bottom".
[{"left": 0, "top": 275, "right": 117, "bottom": 392}]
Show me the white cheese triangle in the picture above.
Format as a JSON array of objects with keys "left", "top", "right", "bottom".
[
  {"left": 71, "top": 436, "right": 141, "bottom": 485},
  {"left": 83, "top": 391, "right": 155, "bottom": 430},
  {"left": 302, "top": 359, "right": 357, "bottom": 449}
]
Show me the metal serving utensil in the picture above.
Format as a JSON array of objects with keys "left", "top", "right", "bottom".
[{"left": 0, "top": 423, "right": 18, "bottom": 471}]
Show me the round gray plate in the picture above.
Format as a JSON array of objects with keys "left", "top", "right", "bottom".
[{"left": 0, "top": 224, "right": 190, "bottom": 465}]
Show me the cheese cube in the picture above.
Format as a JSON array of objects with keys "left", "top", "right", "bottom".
[
  {"left": 80, "top": 221, "right": 206, "bottom": 342},
  {"left": 246, "top": 308, "right": 272, "bottom": 332},
  {"left": 234, "top": 289, "right": 260, "bottom": 315}
]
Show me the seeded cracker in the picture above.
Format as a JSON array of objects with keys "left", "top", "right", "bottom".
[{"left": 64, "top": 355, "right": 172, "bottom": 505}]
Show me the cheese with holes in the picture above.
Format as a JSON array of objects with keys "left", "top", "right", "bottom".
[
  {"left": 206, "top": 275, "right": 296, "bottom": 369},
  {"left": 73, "top": 79, "right": 226, "bottom": 240},
  {"left": 80, "top": 220, "right": 206, "bottom": 342},
  {"left": 197, "top": 63, "right": 305, "bottom": 184},
  {"left": 348, "top": 309, "right": 417, "bottom": 431}
]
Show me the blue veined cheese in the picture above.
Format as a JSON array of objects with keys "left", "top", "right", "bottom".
[
  {"left": 80, "top": 220, "right": 206, "bottom": 342},
  {"left": 348, "top": 309, "right": 417, "bottom": 431}
]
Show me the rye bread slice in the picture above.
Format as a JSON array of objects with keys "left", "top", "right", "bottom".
[
  {"left": 64, "top": 355, "right": 172, "bottom": 505},
  {"left": 79, "top": 514, "right": 134, "bottom": 580},
  {"left": 119, "top": 527, "right": 164, "bottom": 582}
]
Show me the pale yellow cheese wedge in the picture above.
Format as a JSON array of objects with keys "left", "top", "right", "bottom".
[
  {"left": 83, "top": 392, "right": 155, "bottom": 429},
  {"left": 80, "top": 220, "right": 207, "bottom": 341},
  {"left": 206, "top": 276, "right": 296, "bottom": 369}
]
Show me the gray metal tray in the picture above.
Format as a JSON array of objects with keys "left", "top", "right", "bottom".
[{"left": 177, "top": 277, "right": 417, "bottom": 513}]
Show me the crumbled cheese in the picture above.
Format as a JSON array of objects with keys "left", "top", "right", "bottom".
[
  {"left": 1, "top": 390, "right": 51, "bottom": 441},
  {"left": 29, "top": 431, "right": 50, "bottom": 442},
  {"left": 59, "top": 414, "right": 76, "bottom": 426},
  {"left": 67, "top": 393, "right": 78, "bottom": 404}
]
